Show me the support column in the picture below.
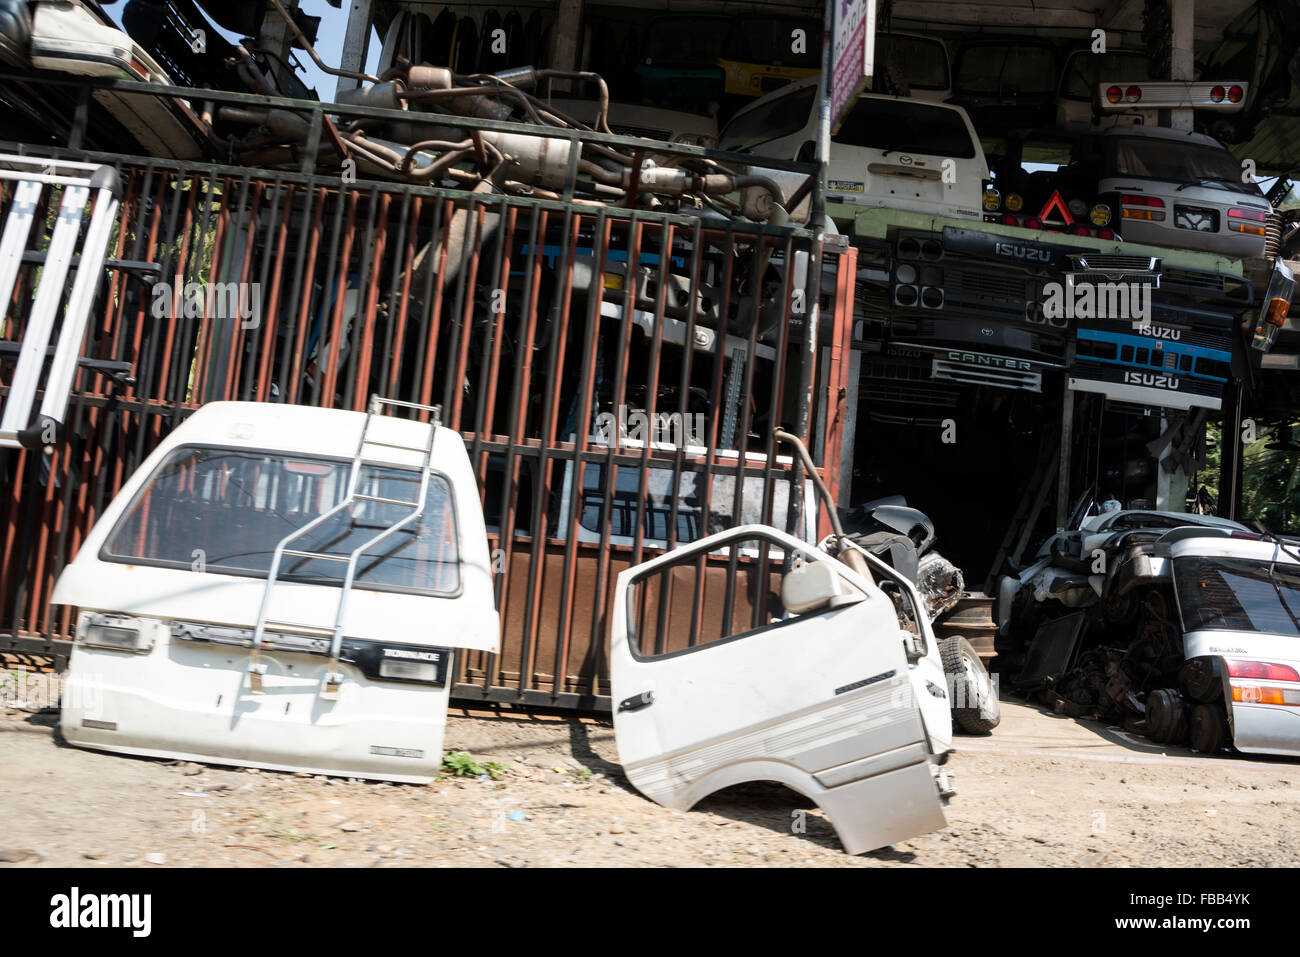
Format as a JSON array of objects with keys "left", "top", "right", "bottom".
[
  {"left": 260, "top": 0, "right": 295, "bottom": 94},
  {"left": 549, "top": 0, "right": 583, "bottom": 73},
  {"left": 1168, "top": 0, "right": 1194, "bottom": 131},
  {"left": 1218, "top": 381, "right": 1245, "bottom": 519},
  {"left": 1055, "top": 380, "right": 1076, "bottom": 529},
  {"left": 334, "top": 0, "right": 374, "bottom": 99}
]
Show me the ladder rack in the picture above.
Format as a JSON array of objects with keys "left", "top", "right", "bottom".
[
  {"left": 248, "top": 396, "right": 442, "bottom": 698},
  {"left": 0, "top": 155, "right": 152, "bottom": 449}
]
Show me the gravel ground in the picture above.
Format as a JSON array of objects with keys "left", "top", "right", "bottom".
[{"left": 3, "top": 672, "right": 1300, "bottom": 867}]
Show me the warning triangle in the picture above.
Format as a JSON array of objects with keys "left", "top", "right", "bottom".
[{"left": 1038, "top": 189, "right": 1073, "bottom": 227}]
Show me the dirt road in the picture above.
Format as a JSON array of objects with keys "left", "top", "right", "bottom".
[{"left": 2, "top": 687, "right": 1299, "bottom": 867}]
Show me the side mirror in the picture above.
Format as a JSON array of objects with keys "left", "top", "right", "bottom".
[{"left": 781, "top": 561, "right": 864, "bottom": 615}]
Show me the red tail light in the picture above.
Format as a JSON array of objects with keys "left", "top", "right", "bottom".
[
  {"left": 1098, "top": 227, "right": 1116, "bottom": 239},
  {"left": 1228, "top": 207, "right": 1268, "bottom": 222},
  {"left": 1121, "top": 194, "right": 1165, "bottom": 208},
  {"left": 1024, "top": 217, "right": 1043, "bottom": 230},
  {"left": 1226, "top": 659, "right": 1300, "bottom": 682},
  {"left": 1105, "top": 85, "right": 1122, "bottom": 104},
  {"left": 1210, "top": 85, "right": 1226, "bottom": 103},
  {"left": 1001, "top": 214, "right": 1019, "bottom": 226},
  {"left": 1228, "top": 85, "right": 1244, "bottom": 103},
  {"left": 1071, "top": 224, "right": 1091, "bottom": 236},
  {"left": 1125, "top": 85, "right": 1142, "bottom": 103}
]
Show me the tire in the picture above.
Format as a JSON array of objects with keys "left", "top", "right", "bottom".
[
  {"left": 1189, "top": 702, "right": 1227, "bottom": 754},
  {"left": 1146, "top": 688, "right": 1187, "bottom": 745},
  {"left": 940, "top": 636, "right": 1001, "bottom": 734},
  {"left": 1180, "top": 657, "right": 1221, "bottom": 703}
]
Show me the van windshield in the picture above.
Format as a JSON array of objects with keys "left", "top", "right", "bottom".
[
  {"left": 724, "top": 18, "right": 821, "bottom": 67},
  {"left": 956, "top": 43, "right": 1057, "bottom": 96},
  {"left": 1174, "top": 556, "right": 1300, "bottom": 636},
  {"left": 876, "top": 34, "right": 949, "bottom": 90},
  {"left": 103, "top": 447, "right": 459, "bottom": 594}
]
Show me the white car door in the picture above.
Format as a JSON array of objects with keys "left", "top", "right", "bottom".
[{"left": 610, "top": 524, "right": 948, "bottom": 854}]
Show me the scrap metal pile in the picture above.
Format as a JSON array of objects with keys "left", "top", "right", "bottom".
[
  {"left": 0, "top": 0, "right": 803, "bottom": 225},
  {"left": 994, "top": 505, "right": 1300, "bottom": 754}
]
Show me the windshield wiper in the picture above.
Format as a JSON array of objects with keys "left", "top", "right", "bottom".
[
  {"left": 1175, "top": 179, "right": 1233, "bottom": 192},
  {"left": 1259, "top": 531, "right": 1300, "bottom": 633},
  {"left": 1265, "top": 557, "right": 1300, "bottom": 634}
]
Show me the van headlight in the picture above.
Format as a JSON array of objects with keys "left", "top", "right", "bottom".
[{"left": 81, "top": 615, "right": 152, "bottom": 653}]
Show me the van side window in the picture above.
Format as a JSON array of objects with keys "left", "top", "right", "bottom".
[{"left": 719, "top": 86, "right": 817, "bottom": 152}]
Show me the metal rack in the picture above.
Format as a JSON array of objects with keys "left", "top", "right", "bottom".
[
  {"left": 0, "top": 154, "right": 142, "bottom": 449},
  {"left": 248, "top": 396, "right": 442, "bottom": 697}
]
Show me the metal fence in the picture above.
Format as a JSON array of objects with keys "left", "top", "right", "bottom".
[{"left": 0, "top": 132, "right": 855, "bottom": 710}]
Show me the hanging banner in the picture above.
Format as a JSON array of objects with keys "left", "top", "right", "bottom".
[{"left": 830, "top": 0, "right": 876, "bottom": 133}]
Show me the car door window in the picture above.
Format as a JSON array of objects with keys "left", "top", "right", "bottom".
[{"left": 626, "top": 534, "right": 861, "bottom": 659}]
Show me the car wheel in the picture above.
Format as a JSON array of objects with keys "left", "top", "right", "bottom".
[
  {"left": 1179, "top": 657, "right": 1221, "bottom": 703},
  {"left": 1189, "top": 702, "right": 1227, "bottom": 754},
  {"left": 940, "top": 636, "right": 1000, "bottom": 734},
  {"left": 1146, "top": 688, "right": 1187, "bottom": 745}
]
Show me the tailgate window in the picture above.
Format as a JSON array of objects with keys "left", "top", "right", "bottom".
[
  {"left": 835, "top": 99, "right": 976, "bottom": 158},
  {"left": 1174, "top": 556, "right": 1300, "bottom": 636},
  {"left": 103, "top": 446, "right": 460, "bottom": 595}
]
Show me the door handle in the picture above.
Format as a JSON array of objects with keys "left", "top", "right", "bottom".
[{"left": 618, "top": 690, "right": 654, "bottom": 713}]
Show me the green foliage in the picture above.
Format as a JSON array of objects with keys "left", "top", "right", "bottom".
[
  {"left": 1242, "top": 420, "right": 1300, "bottom": 534},
  {"left": 259, "top": 813, "right": 320, "bottom": 843},
  {"left": 441, "top": 750, "right": 509, "bottom": 780},
  {"left": 1195, "top": 418, "right": 1223, "bottom": 508}
]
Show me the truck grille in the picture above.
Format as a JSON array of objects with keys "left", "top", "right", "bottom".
[
  {"left": 1068, "top": 254, "right": 1161, "bottom": 273},
  {"left": 949, "top": 270, "right": 1028, "bottom": 300},
  {"left": 931, "top": 358, "right": 1042, "bottom": 393},
  {"left": 1159, "top": 267, "right": 1225, "bottom": 292}
]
